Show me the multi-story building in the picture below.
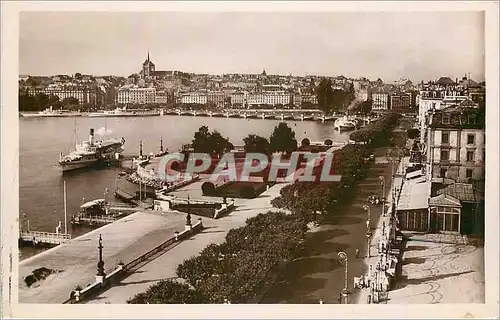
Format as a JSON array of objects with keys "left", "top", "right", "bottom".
[
  {"left": 28, "top": 87, "right": 100, "bottom": 105},
  {"left": 418, "top": 91, "right": 474, "bottom": 143},
  {"left": 155, "top": 90, "right": 173, "bottom": 104},
  {"left": 390, "top": 93, "right": 411, "bottom": 112},
  {"left": 247, "top": 91, "right": 292, "bottom": 107},
  {"left": 426, "top": 106, "right": 485, "bottom": 183},
  {"left": 117, "top": 86, "right": 156, "bottom": 104},
  {"left": 180, "top": 92, "right": 207, "bottom": 105},
  {"left": 230, "top": 91, "right": 248, "bottom": 107},
  {"left": 301, "top": 94, "right": 318, "bottom": 105},
  {"left": 372, "top": 92, "right": 390, "bottom": 110},
  {"left": 207, "top": 91, "right": 225, "bottom": 108}
]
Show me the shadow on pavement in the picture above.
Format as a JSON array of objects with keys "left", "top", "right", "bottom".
[{"left": 394, "top": 270, "right": 474, "bottom": 289}]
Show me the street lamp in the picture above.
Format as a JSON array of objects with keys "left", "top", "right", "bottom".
[
  {"left": 366, "top": 229, "right": 372, "bottom": 258},
  {"left": 338, "top": 251, "right": 349, "bottom": 304},
  {"left": 363, "top": 205, "right": 371, "bottom": 224},
  {"left": 378, "top": 176, "right": 385, "bottom": 217}
]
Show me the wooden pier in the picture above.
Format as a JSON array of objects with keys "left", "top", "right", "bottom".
[{"left": 19, "top": 231, "right": 71, "bottom": 245}]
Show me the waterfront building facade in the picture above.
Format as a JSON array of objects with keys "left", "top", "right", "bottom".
[
  {"left": 180, "top": 92, "right": 208, "bottom": 105},
  {"left": 207, "top": 91, "right": 225, "bottom": 108},
  {"left": 28, "top": 87, "right": 99, "bottom": 105},
  {"left": 117, "top": 86, "right": 156, "bottom": 104},
  {"left": 247, "top": 91, "right": 292, "bottom": 107}
]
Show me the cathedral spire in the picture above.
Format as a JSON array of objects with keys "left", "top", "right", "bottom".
[{"left": 147, "top": 50, "right": 150, "bottom": 62}]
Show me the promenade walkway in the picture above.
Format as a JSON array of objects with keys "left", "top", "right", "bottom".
[
  {"left": 19, "top": 211, "right": 189, "bottom": 303},
  {"left": 260, "top": 146, "right": 395, "bottom": 303},
  {"left": 86, "top": 183, "right": 288, "bottom": 303}
]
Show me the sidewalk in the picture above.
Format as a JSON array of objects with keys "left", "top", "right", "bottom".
[
  {"left": 353, "top": 157, "right": 485, "bottom": 304},
  {"left": 86, "top": 183, "right": 289, "bottom": 304},
  {"left": 353, "top": 155, "right": 406, "bottom": 304}
]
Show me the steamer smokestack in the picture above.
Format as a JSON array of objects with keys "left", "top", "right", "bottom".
[{"left": 89, "top": 128, "right": 95, "bottom": 145}]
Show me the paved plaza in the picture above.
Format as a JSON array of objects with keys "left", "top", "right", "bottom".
[{"left": 19, "top": 211, "right": 189, "bottom": 303}]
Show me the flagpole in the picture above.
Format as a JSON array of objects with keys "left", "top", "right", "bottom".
[{"left": 64, "top": 181, "right": 68, "bottom": 234}]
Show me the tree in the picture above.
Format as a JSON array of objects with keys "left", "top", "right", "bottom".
[
  {"left": 62, "top": 97, "right": 79, "bottom": 107},
  {"left": 19, "top": 92, "right": 36, "bottom": 111},
  {"left": 243, "top": 134, "right": 270, "bottom": 154},
  {"left": 269, "top": 122, "right": 297, "bottom": 154},
  {"left": 315, "top": 78, "right": 334, "bottom": 113},
  {"left": 210, "top": 131, "right": 234, "bottom": 156},
  {"left": 300, "top": 138, "right": 310, "bottom": 148},
  {"left": 127, "top": 279, "right": 205, "bottom": 304},
  {"left": 406, "top": 128, "right": 420, "bottom": 139},
  {"left": 191, "top": 126, "right": 233, "bottom": 156}
]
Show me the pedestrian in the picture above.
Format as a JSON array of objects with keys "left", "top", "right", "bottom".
[{"left": 355, "top": 248, "right": 360, "bottom": 258}]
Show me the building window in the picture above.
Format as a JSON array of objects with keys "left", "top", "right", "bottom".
[
  {"left": 442, "top": 114, "right": 451, "bottom": 124},
  {"left": 467, "top": 134, "right": 475, "bottom": 145},
  {"left": 466, "top": 150, "right": 475, "bottom": 162},
  {"left": 436, "top": 206, "right": 460, "bottom": 232},
  {"left": 468, "top": 115, "right": 476, "bottom": 125},
  {"left": 440, "top": 149, "right": 449, "bottom": 161},
  {"left": 441, "top": 132, "right": 449, "bottom": 144},
  {"left": 466, "top": 168, "right": 473, "bottom": 178},
  {"left": 440, "top": 168, "right": 448, "bottom": 178}
]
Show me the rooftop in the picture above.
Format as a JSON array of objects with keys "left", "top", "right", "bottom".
[
  {"left": 397, "top": 166, "right": 431, "bottom": 211},
  {"left": 436, "top": 182, "right": 484, "bottom": 202}
]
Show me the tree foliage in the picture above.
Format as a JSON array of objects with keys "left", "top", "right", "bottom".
[
  {"left": 243, "top": 134, "right": 270, "bottom": 154},
  {"left": 349, "top": 113, "right": 401, "bottom": 145},
  {"left": 300, "top": 138, "right": 310, "bottom": 148},
  {"left": 191, "top": 126, "right": 234, "bottom": 156},
  {"left": 315, "top": 78, "right": 334, "bottom": 113},
  {"left": 269, "top": 122, "right": 297, "bottom": 154},
  {"left": 127, "top": 279, "right": 204, "bottom": 304},
  {"left": 315, "top": 78, "right": 355, "bottom": 114},
  {"left": 19, "top": 92, "right": 62, "bottom": 111},
  {"left": 351, "top": 100, "right": 373, "bottom": 115}
]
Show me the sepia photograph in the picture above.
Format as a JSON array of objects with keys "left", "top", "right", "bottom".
[{"left": 1, "top": 1, "right": 499, "bottom": 319}]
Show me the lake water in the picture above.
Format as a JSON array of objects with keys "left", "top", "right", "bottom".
[{"left": 19, "top": 115, "right": 351, "bottom": 257}]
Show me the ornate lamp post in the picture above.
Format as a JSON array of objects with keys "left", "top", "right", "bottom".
[
  {"left": 185, "top": 195, "right": 192, "bottom": 231},
  {"left": 363, "top": 205, "right": 371, "bottom": 225},
  {"left": 379, "top": 176, "right": 385, "bottom": 216},
  {"left": 366, "top": 229, "right": 372, "bottom": 258},
  {"left": 338, "top": 251, "right": 349, "bottom": 304},
  {"left": 96, "top": 234, "right": 105, "bottom": 283}
]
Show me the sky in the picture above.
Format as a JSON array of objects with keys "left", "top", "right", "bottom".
[{"left": 19, "top": 11, "right": 485, "bottom": 82}]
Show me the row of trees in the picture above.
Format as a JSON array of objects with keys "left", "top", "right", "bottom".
[
  {"left": 350, "top": 100, "right": 373, "bottom": 115},
  {"left": 19, "top": 92, "right": 81, "bottom": 112},
  {"left": 127, "top": 211, "right": 309, "bottom": 303},
  {"left": 349, "top": 113, "right": 401, "bottom": 145},
  {"left": 190, "top": 123, "right": 298, "bottom": 156},
  {"left": 272, "top": 113, "right": 402, "bottom": 221},
  {"left": 270, "top": 143, "right": 373, "bottom": 221}
]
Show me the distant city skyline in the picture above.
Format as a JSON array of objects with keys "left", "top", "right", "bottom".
[{"left": 20, "top": 11, "right": 485, "bottom": 82}]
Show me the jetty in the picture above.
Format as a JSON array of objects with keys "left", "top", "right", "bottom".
[{"left": 19, "top": 231, "right": 71, "bottom": 245}]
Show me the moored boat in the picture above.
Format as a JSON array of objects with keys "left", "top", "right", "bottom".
[
  {"left": 333, "top": 116, "right": 357, "bottom": 131},
  {"left": 58, "top": 128, "right": 125, "bottom": 172}
]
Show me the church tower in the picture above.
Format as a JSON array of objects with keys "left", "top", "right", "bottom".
[{"left": 142, "top": 51, "right": 155, "bottom": 78}]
